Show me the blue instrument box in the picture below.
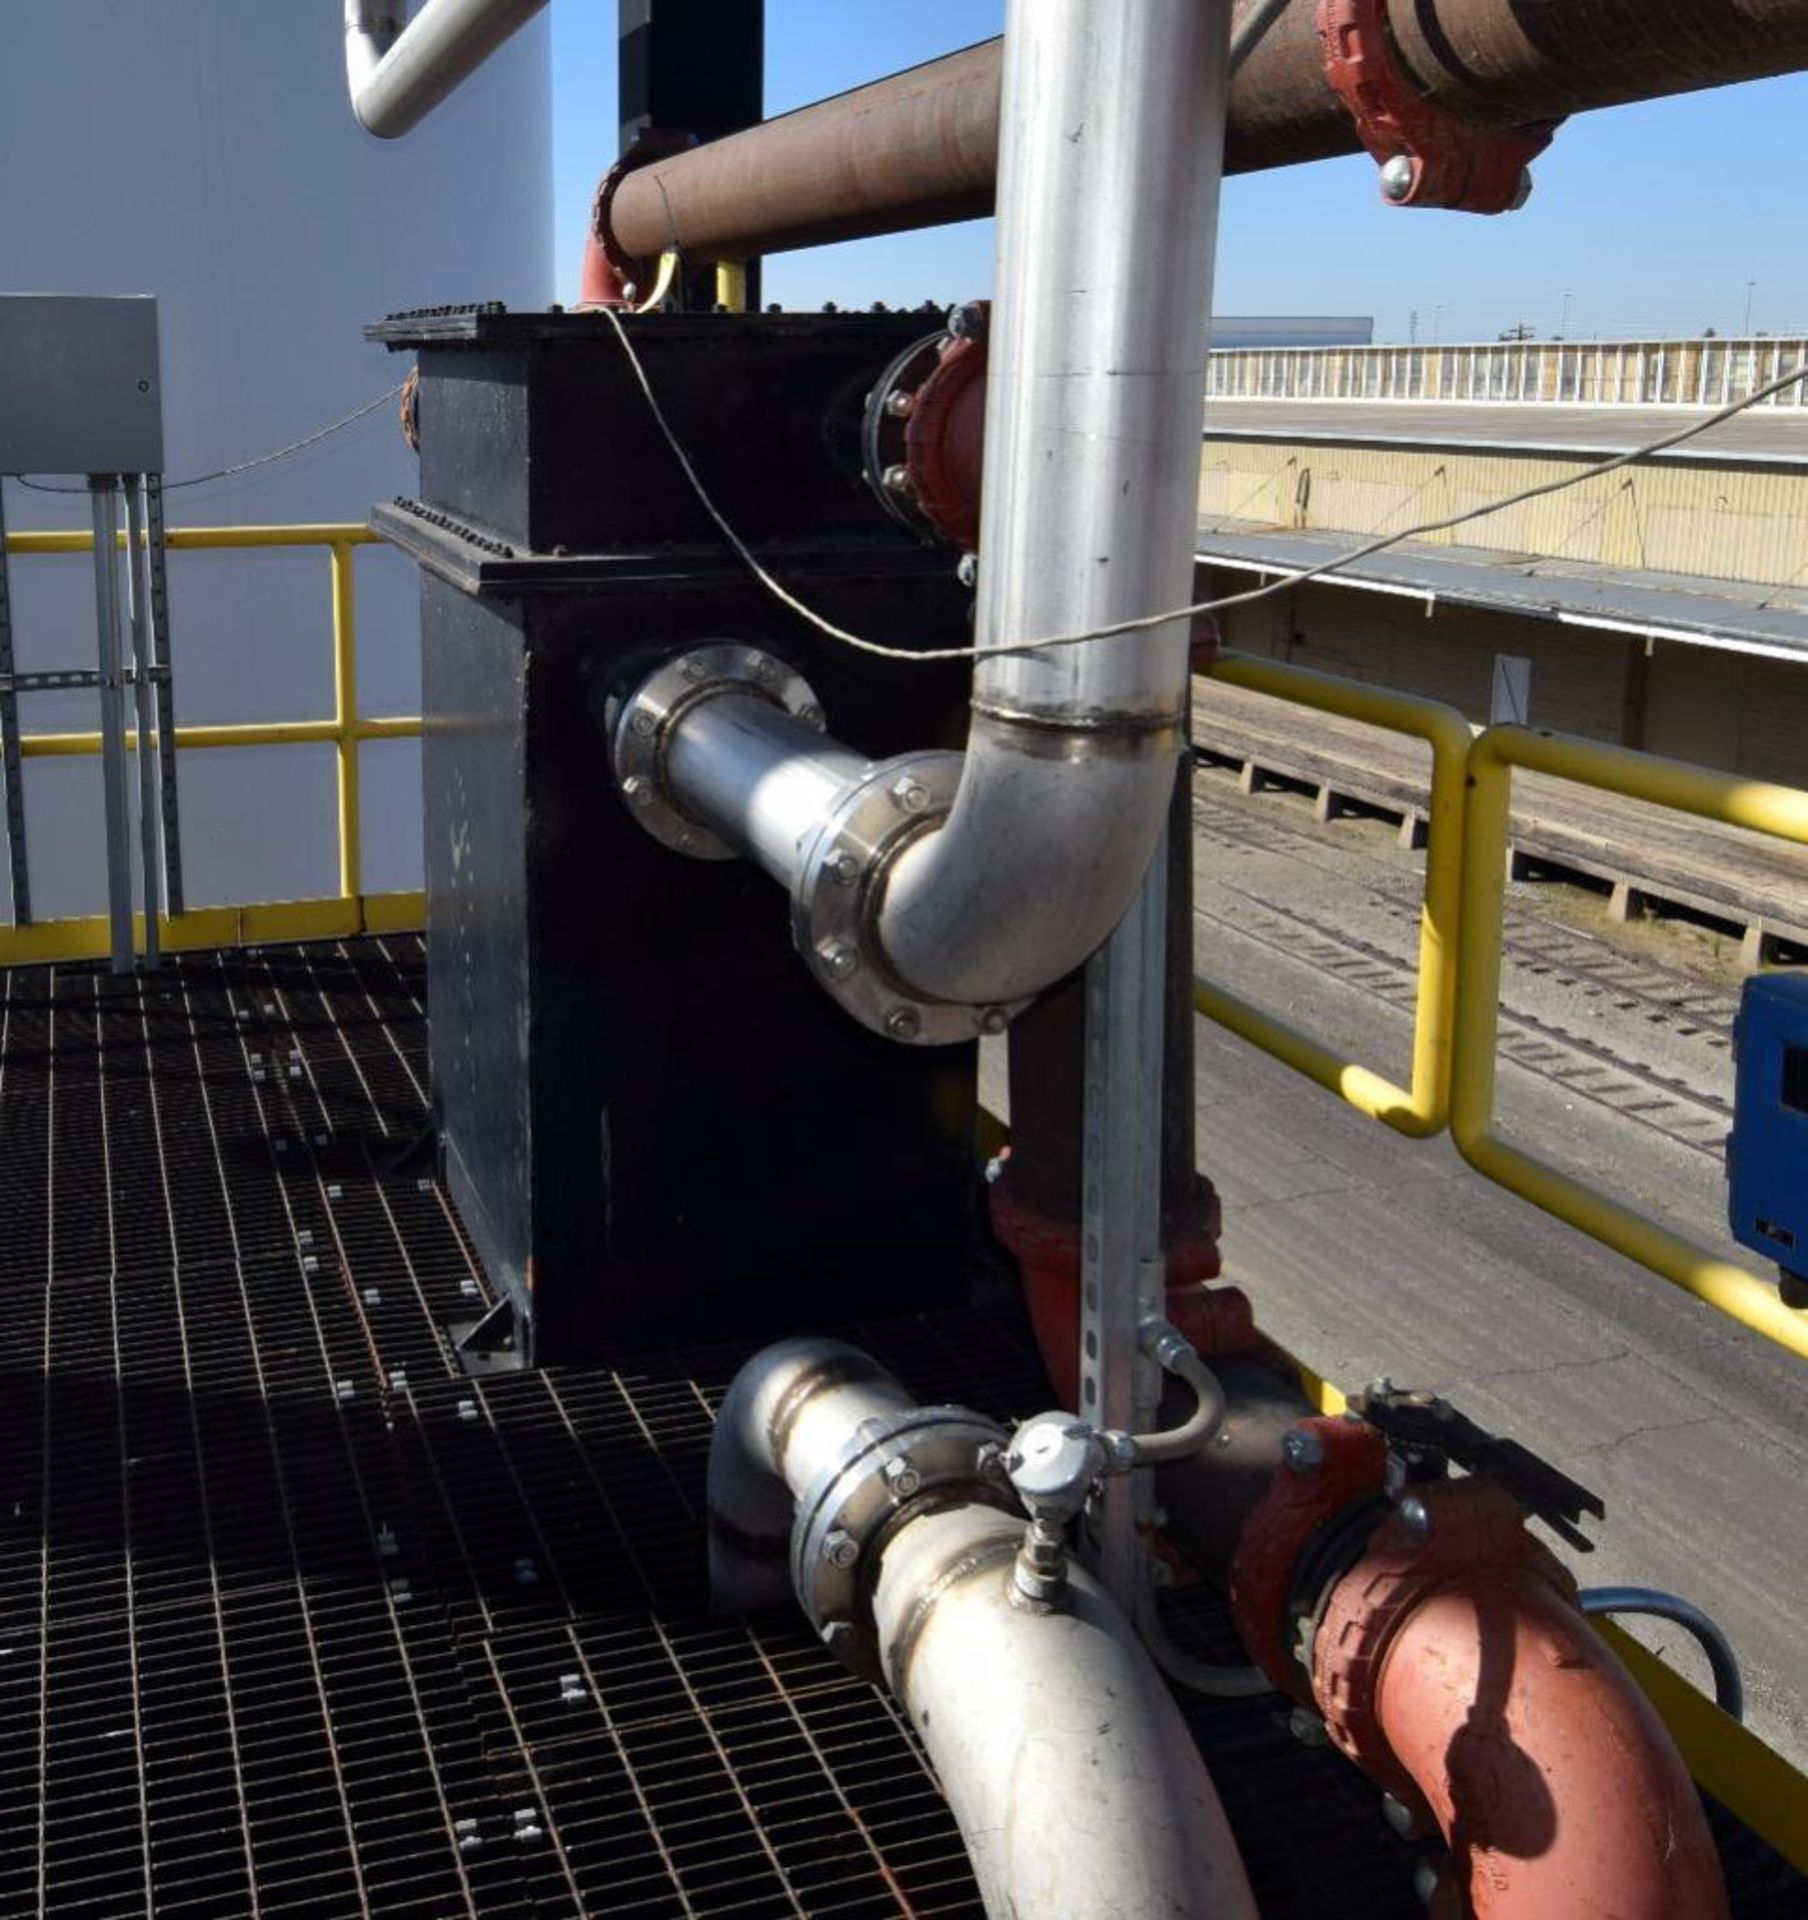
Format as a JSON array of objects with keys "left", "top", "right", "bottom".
[{"left": 1728, "top": 971, "right": 1808, "bottom": 1297}]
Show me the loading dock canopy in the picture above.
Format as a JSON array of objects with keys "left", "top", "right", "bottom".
[{"left": 1194, "top": 520, "right": 1808, "bottom": 664}]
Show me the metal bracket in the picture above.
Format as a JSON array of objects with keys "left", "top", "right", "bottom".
[
  {"left": 1316, "top": 0, "right": 1559, "bottom": 214},
  {"left": 448, "top": 1296, "right": 526, "bottom": 1376}
]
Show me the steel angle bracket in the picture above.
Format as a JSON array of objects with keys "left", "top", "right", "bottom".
[{"left": 1316, "top": 0, "right": 1560, "bottom": 214}]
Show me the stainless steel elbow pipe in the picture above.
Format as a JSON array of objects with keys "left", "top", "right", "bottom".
[
  {"left": 706, "top": 1338, "right": 1259, "bottom": 1920},
  {"left": 344, "top": 0, "right": 547, "bottom": 138},
  {"left": 609, "top": 0, "right": 1230, "bottom": 1040}
]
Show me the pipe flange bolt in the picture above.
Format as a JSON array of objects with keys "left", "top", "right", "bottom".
[
  {"left": 610, "top": 641, "right": 826, "bottom": 860},
  {"left": 792, "top": 752, "right": 1030, "bottom": 1047},
  {"left": 791, "top": 1405, "right": 1015, "bottom": 1679}
]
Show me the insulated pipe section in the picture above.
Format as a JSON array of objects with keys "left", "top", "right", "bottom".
[
  {"left": 707, "top": 1340, "right": 1259, "bottom": 1920},
  {"left": 873, "top": 1504, "right": 1259, "bottom": 1920},
  {"left": 344, "top": 0, "right": 546, "bottom": 138},
  {"left": 870, "top": 0, "right": 1230, "bottom": 1009}
]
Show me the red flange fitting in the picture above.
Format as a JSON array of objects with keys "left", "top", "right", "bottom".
[
  {"left": 988, "top": 1167, "right": 1244, "bottom": 1410},
  {"left": 865, "top": 306, "right": 988, "bottom": 554},
  {"left": 1316, "top": 0, "right": 1559, "bottom": 214},
  {"left": 1228, "top": 1413, "right": 1389, "bottom": 1703},
  {"left": 587, "top": 129, "right": 698, "bottom": 304}
]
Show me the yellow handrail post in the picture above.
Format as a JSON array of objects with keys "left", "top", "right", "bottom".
[
  {"left": 1452, "top": 725, "right": 1808, "bottom": 1363},
  {"left": 1193, "top": 652, "right": 1470, "bottom": 1137},
  {"left": 331, "top": 540, "right": 362, "bottom": 905}
]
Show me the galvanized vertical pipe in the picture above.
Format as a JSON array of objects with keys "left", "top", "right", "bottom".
[
  {"left": 124, "top": 478, "right": 162, "bottom": 967},
  {"left": 958, "top": 0, "right": 1231, "bottom": 1601},
  {"left": 88, "top": 476, "right": 134, "bottom": 974}
]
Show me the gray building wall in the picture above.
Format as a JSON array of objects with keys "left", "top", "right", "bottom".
[{"left": 1, "top": 1, "right": 551, "bottom": 922}]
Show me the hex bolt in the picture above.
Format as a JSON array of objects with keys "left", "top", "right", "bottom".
[
  {"left": 797, "top": 702, "right": 826, "bottom": 730},
  {"left": 1399, "top": 1495, "right": 1433, "bottom": 1541},
  {"left": 946, "top": 301, "right": 986, "bottom": 339},
  {"left": 1382, "top": 1792, "right": 1434, "bottom": 1841},
  {"left": 882, "top": 1458, "right": 922, "bottom": 1499},
  {"left": 629, "top": 709, "right": 656, "bottom": 738},
  {"left": 1380, "top": 154, "right": 1415, "bottom": 202},
  {"left": 680, "top": 654, "right": 709, "bottom": 682},
  {"left": 1287, "top": 1706, "right": 1330, "bottom": 1748},
  {"left": 885, "top": 1007, "right": 922, "bottom": 1042},
  {"left": 889, "top": 775, "right": 931, "bottom": 814},
  {"left": 824, "top": 849, "right": 860, "bottom": 887},
  {"left": 1511, "top": 168, "right": 1535, "bottom": 210},
  {"left": 818, "top": 941, "right": 860, "bottom": 982},
  {"left": 884, "top": 388, "right": 914, "bottom": 418},
  {"left": 975, "top": 1441, "right": 1007, "bottom": 1481},
  {"left": 977, "top": 1006, "right": 1011, "bottom": 1036},
  {"left": 821, "top": 1620, "right": 855, "bottom": 1658},
  {"left": 956, "top": 553, "right": 978, "bottom": 589},
  {"left": 822, "top": 1530, "right": 860, "bottom": 1569},
  {"left": 1282, "top": 1427, "right": 1325, "bottom": 1476},
  {"left": 881, "top": 463, "right": 913, "bottom": 496},
  {"left": 620, "top": 775, "right": 649, "bottom": 805},
  {"left": 748, "top": 652, "right": 777, "bottom": 686},
  {"left": 1413, "top": 1859, "right": 1453, "bottom": 1909}
]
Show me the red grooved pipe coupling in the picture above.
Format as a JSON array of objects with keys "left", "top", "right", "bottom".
[
  {"left": 987, "top": 1172, "right": 1242, "bottom": 1411},
  {"left": 900, "top": 324, "right": 987, "bottom": 554},
  {"left": 1314, "top": 1477, "right": 1731, "bottom": 1919},
  {"left": 1228, "top": 1414, "right": 1388, "bottom": 1704}
]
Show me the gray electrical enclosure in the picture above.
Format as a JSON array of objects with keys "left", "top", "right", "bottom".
[{"left": 0, "top": 294, "right": 163, "bottom": 474}]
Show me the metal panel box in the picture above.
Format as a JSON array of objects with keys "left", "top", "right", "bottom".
[
  {"left": 0, "top": 295, "right": 163, "bottom": 474},
  {"left": 1727, "top": 970, "right": 1808, "bottom": 1287}
]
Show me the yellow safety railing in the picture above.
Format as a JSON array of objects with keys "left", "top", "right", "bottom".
[
  {"left": 1193, "top": 653, "right": 1468, "bottom": 1138},
  {"left": 0, "top": 522, "right": 423, "bottom": 967},
  {"left": 1453, "top": 726, "right": 1808, "bottom": 1363}
]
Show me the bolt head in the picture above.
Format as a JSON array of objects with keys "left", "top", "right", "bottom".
[
  {"left": 1379, "top": 154, "right": 1416, "bottom": 202},
  {"left": 621, "top": 775, "right": 651, "bottom": 806},
  {"left": 889, "top": 775, "right": 931, "bottom": 814},
  {"left": 629, "top": 709, "right": 656, "bottom": 738},
  {"left": 680, "top": 655, "right": 709, "bottom": 682},
  {"left": 883, "top": 1458, "right": 922, "bottom": 1499},
  {"left": 821, "top": 1619, "right": 856, "bottom": 1658},
  {"left": 822, "top": 1529, "right": 859, "bottom": 1569},
  {"left": 946, "top": 301, "right": 986, "bottom": 339},
  {"left": 1399, "top": 1495, "right": 1432, "bottom": 1541},
  {"left": 881, "top": 463, "right": 914, "bottom": 496},
  {"left": 885, "top": 1007, "right": 922, "bottom": 1042},
  {"left": 977, "top": 1006, "right": 1010, "bottom": 1036},
  {"left": 748, "top": 652, "right": 777, "bottom": 686},
  {"left": 1282, "top": 1427, "right": 1325, "bottom": 1476},
  {"left": 825, "top": 848, "right": 860, "bottom": 887},
  {"left": 797, "top": 702, "right": 825, "bottom": 730},
  {"left": 1287, "top": 1706, "right": 1330, "bottom": 1747},
  {"left": 884, "top": 388, "right": 914, "bottom": 418},
  {"left": 1510, "top": 167, "right": 1534, "bottom": 211},
  {"left": 818, "top": 941, "right": 860, "bottom": 982},
  {"left": 956, "top": 553, "right": 978, "bottom": 589}
]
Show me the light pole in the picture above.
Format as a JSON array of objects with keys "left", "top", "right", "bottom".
[
  {"left": 1432, "top": 302, "right": 1445, "bottom": 345},
  {"left": 1559, "top": 289, "right": 1572, "bottom": 338},
  {"left": 1744, "top": 279, "right": 1758, "bottom": 335}
]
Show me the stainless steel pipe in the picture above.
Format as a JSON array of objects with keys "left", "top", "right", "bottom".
[
  {"left": 873, "top": 0, "right": 1230, "bottom": 1007},
  {"left": 706, "top": 1339, "right": 1259, "bottom": 1920},
  {"left": 343, "top": 0, "right": 546, "bottom": 138}
]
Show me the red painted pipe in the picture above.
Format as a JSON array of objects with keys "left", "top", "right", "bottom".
[{"left": 1313, "top": 1484, "right": 1730, "bottom": 1919}]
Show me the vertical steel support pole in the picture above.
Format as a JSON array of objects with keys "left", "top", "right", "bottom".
[
  {"left": 88, "top": 476, "right": 135, "bottom": 973},
  {"left": 143, "top": 476, "right": 184, "bottom": 915},
  {"left": 331, "top": 541, "right": 362, "bottom": 903},
  {"left": 123, "top": 478, "right": 162, "bottom": 967},
  {"left": 977, "top": 0, "right": 1230, "bottom": 1605},
  {"left": 0, "top": 484, "right": 30, "bottom": 925}
]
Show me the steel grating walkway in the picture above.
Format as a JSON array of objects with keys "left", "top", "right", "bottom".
[{"left": 0, "top": 939, "right": 1801, "bottom": 1919}]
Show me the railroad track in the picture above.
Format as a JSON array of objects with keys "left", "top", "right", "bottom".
[{"left": 1188, "top": 782, "right": 1736, "bottom": 1159}]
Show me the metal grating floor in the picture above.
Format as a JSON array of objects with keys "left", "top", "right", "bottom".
[{"left": 0, "top": 939, "right": 1801, "bottom": 1919}]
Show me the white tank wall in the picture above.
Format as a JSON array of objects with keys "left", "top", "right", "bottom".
[{"left": 0, "top": 1, "right": 551, "bottom": 921}]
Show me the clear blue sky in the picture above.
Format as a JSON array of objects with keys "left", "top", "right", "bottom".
[{"left": 552, "top": 4, "right": 1808, "bottom": 345}]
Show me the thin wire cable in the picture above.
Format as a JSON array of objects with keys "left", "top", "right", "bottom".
[
  {"left": 600, "top": 303, "right": 1808, "bottom": 667},
  {"left": 13, "top": 382, "right": 406, "bottom": 494}
]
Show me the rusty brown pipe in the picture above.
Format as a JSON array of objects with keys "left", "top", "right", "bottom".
[
  {"left": 607, "top": 1, "right": 1808, "bottom": 265},
  {"left": 1312, "top": 1483, "right": 1731, "bottom": 1919}
]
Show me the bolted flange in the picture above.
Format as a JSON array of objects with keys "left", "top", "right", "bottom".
[
  {"left": 609, "top": 641, "right": 827, "bottom": 860},
  {"left": 791, "top": 750, "right": 1031, "bottom": 1047}
]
